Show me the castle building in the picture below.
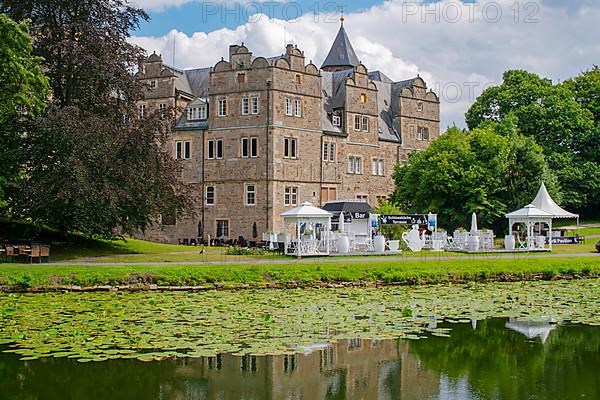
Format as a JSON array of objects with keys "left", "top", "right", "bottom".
[{"left": 136, "top": 21, "right": 440, "bottom": 243}]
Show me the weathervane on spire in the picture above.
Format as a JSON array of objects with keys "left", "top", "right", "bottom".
[{"left": 339, "top": 5, "right": 345, "bottom": 25}]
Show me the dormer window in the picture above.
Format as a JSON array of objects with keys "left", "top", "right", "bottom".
[
  {"left": 332, "top": 115, "right": 341, "bottom": 127},
  {"left": 188, "top": 105, "right": 207, "bottom": 121},
  {"left": 149, "top": 80, "right": 157, "bottom": 89}
]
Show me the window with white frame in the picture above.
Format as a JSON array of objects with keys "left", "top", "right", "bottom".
[
  {"left": 205, "top": 186, "right": 215, "bottom": 205},
  {"left": 241, "top": 137, "right": 249, "bottom": 158},
  {"left": 354, "top": 115, "right": 361, "bottom": 131},
  {"left": 251, "top": 96, "right": 259, "bottom": 114},
  {"left": 323, "top": 142, "right": 336, "bottom": 162},
  {"left": 372, "top": 159, "right": 384, "bottom": 176},
  {"left": 322, "top": 142, "right": 328, "bottom": 161},
  {"left": 159, "top": 103, "right": 167, "bottom": 114},
  {"left": 417, "top": 127, "right": 423, "bottom": 140},
  {"left": 188, "top": 107, "right": 199, "bottom": 121},
  {"left": 284, "top": 137, "right": 297, "bottom": 159},
  {"left": 241, "top": 97, "right": 250, "bottom": 115},
  {"left": 139, "top": 104, "right": 146, "bottom": 119},
  {"left": 285, "top": 98, "right": 293, "bottom": 116},
  {"left": 250, "top": 137, "right": 258, "bottom": 158},
  {"left": 357, "top": 194, "right": 368, "bottom": 202},
  {"left": 348, "top": 156, "right": 362, "bottom": 174},
  {"left": 216, "top": 219, "right": 229, "bottom": 237},
  {"left": 423, "top": 127, "right": 430, "bottom": 140},
  {"left": 332, "top": 115, "right": 341, "bottom": 127},
  {"left": 245, "top": 184, "right": 256, "bottom": 206},
  {"left": 218, "top": 98, "right": 227, "bottom": 117},
  {"left": 362, "top": 116, "right": 369, "bottom": 132},
  {"left": 175, "top": 141, "right": 191, "bottom": 160},
  {"left": 207, "top": 140, "right": 215, "bottom": 159},
  {"left": 284, "top": 186, "right": 298, "bottom": 206},
  {"left": 329, "top": 143, "right": 335, "bottom": 162},
  {"left": 295, "top": 99, "right": 302, "bottom": 117},
  {"left": 417, "top": 102, "right": 423, "bottom": 112},
  {"left": 216, "top": 139, "right": 223, "bottom": 159},
  {"left": 149, "top": 80, "right": 157, "bottom": 89}
]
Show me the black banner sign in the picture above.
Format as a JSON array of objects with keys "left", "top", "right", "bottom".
[
  {"left": 379, "top": 214, "right": 429, "bottom": 225},
  {"left": 551, "top": 237, "right": 581, "bottom": 245}
]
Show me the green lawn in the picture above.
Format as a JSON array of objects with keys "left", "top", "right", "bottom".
[{"left": 0, "top": 256, "right": 598, "bottom": 289}]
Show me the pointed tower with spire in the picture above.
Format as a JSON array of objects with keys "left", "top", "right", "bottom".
[{"left": 321, "top": 11, "right": 360, "bottom": 72}]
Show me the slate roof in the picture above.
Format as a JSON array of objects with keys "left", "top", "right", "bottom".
[{"left": 321, "top": 24, "right": 360, "bottom": 70}]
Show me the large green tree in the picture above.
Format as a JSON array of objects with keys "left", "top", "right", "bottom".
[
  {"left": 466, "top": 69, "right": 600, "bottom": 216},
  {"left": 0, "top": 14, "right": 49, "bottom": 209},
  {"left": 392, "top": 120, "right": 553, "bottom": 231},
  {"left": 2, "top": 1, "right": 189, "bottom": 236}
]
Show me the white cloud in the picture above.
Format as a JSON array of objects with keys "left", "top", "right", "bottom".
[{"left": 130, "top": 0, "right": 600, "bottom": 128}]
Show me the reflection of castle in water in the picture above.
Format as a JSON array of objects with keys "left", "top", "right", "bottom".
[{"left": 169, "top": 339, "right": 439, "bottom": 399}]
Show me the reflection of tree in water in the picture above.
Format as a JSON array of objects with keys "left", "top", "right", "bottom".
[{"left": 408, "top": 319, "right": 600, "bottom": 400}]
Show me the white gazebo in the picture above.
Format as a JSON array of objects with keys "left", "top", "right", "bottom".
[
  {"left": 281, "top": 202, "right": 333, "bottom": 257},
  {"left": 505, "top": 205, "right": 553, "bottom": 250}
]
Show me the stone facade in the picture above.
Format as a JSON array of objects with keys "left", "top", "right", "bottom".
[{"left": 136, "top": 24, "right": 440, "bottom": 243}]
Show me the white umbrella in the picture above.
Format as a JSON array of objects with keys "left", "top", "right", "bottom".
[
  {"left": 470, "top": 212, "right": 478, "bottom": 233},
  {"left": 339, "top": 211, "right": 345, "bottom": 233}
]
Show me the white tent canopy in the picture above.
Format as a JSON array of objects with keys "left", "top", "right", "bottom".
[
  {"left": 531, "top": 182, "right": 579, "bottom": 219},
  {"left": 281, "top": 202, "right": 332, "bottom": 257},
  {"left": 505, "top": 205, "right": 553, "bottom": 250}
]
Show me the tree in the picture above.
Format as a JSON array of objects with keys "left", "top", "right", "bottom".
[
  {"left": 0, "top": 14, "right": 49, "bottom": 209},
  {"left": 391, "top": 121, "right": 553, "bottom": 231},
  {"left": 2, "top": 1, "right": 189, "bottom": 236},
  {"left": 466, "top": 69, "right": 599, "bottom": 216}
]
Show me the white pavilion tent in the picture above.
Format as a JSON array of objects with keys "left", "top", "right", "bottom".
[
  {"left": 505, "top": 205, "right": 553, "bottom": 250},
  {"left": 531, "top": 182, "right": 579, "bottom": 228},
  {"left": 281, "top": 202, "right": 333, "bottom": 257}
]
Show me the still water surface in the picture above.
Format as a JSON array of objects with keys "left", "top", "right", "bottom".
[{"left": 1, "top": 319, "right": 597, "bottom": 400}]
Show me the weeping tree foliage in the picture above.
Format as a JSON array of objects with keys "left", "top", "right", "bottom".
[
  {"left": 466, "top": 69, "right": 600, "bottom": 216},
  {"left": 2, "top": 0, "right": 189, "bottom": 236},
  {"left": 0, "top": 14, "right": 49, "bottom": 209},
  {"left": 392, "top": 119, "right": 554, "bottom": 232}
]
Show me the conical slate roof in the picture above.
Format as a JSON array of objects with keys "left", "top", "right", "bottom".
[
  {"left": 531, "top": 182, "right": 579, "bottom": 219},
  {"left": 321, "top": 24, "right": 360, "bottom": 70}
]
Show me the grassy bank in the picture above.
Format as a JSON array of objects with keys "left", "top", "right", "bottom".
[{"left": 1, "top": 256, "right": 598, "bottom": 290}]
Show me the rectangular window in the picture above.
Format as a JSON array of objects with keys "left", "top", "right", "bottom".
[
  {"left": 159, "top": 103, "right": 167, "bottom": 116},
  {"left": 360, "top": 93, "right": 367, "bottom": 103},
  {"left": 362, "top": 116, "right": 369, "bottom": 132},
  {"left": 216, "top": 220, "right": 229, "bottom": 238},
  {"left": 424, "top": 127, "right": 430, "bottom": 140},
  {"left": 417, "top": 102, "right": 423, "bottom": 112},
  {"left": 284, "top": 138, "right": 297, "bottom": 159},
  {"left": 184, "top": 141, "right": 191, "bottom": 160},
  {"left": 188, "top": 107, "right": 196, "bottom": 121},
  {"left": 329, "top": 143, "right": 335, "bottom": 162},
  {"left": 284, "top": 186, "right": 298, "bottom": 206},
  {"left": 295, "top": 99, "right": 302, "bottom": 117},
  {"left": 349, "top": 156, "right": 361, "bottom": 174},
  {"left": 218, "top": 98, "right": 227, "bottom": 117},
  {"left": 205, "top": 186, "right": 215, "bottom": 205},
  {"left": 139, "top": 104, "right": 146, "bottom": 119},
  {"left": 354, "top": 115, "right": 361, "bottom": 131},
  {"left": 410, "top": 125, "right": 415, "bottom": 138},
  {"left": 216, "top": 139, "right": 223, "bottom": 159},
  {"left": 237, "top": 73, "right": 246, "bottom": 83},
  {"left": 251, "top": 96, "right": 259, "bottom": 114},
  {"left": 322, "top": 143, "right": 328, "bottom": 161},
  {"left": 285, "top": 98, "right": 293, "bottom": 116},
  {"left": 250, "top": 137, "right": 258, "bottom": 158},
  {"left": 357, "top": 194, "right": 368, "bottom": 202},
  {"left": 241, "top": 97, "right": 249, "bottom": 115},
  {"left": 199, "top": 105, "right": 207, "bottom": 120},
  {"left": 372, "top": 159, "right": 384, "bottom": 176},
  {"left": 207, "top": 140, "right": 215, "bottom": 159},
  {"left": 295, "top": 74, "right": 301, "bottom": 84},
  {"left": 321, "top": 187, "right": 337, "bottom": 203},
  {"left": 329, "top": 188, "right": 336, "bottom": 201},
  {"left": 149, "top": 80, "right": 157, "bottom": 89},
  {"left": 175, "top": 141, "right": 191, "bottom": 160},
  {"left": 332, "top": 115, "right": 341, "bottom": 127},
  {"left": 175, "top": 141, "right": 182, "bottom": 160},
  {"left": 417, "top": 127, "right": 423, "bottom": 140},
  {"left": 245, "top": 184, "right": 256, "bottom": 206},
  {"left": 241, "top": 137, "right": 249, "bottom": 158}
]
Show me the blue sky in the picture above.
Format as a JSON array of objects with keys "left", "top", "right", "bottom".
[{"left": 130, "top": 0, "right": 599, "bottom": 127}]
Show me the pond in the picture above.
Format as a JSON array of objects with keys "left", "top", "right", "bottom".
[{"left": 1, "top": 280, "right": 599, "bottom": 399}]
